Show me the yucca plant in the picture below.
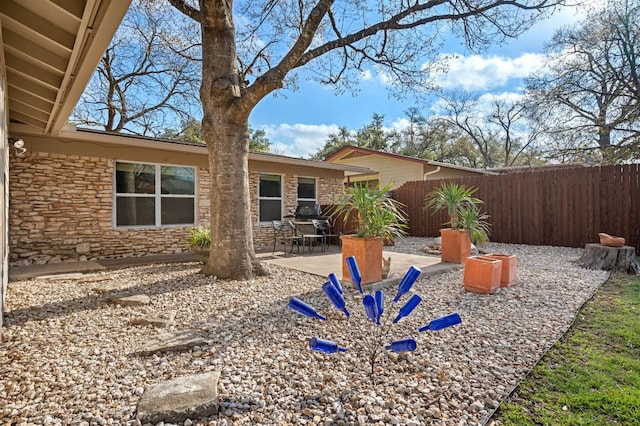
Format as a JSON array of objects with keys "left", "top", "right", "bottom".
[
  {"left": 425, "top": 182, "right": 483, "bottom": 229},
  {"left": 457, "top": 204, "right": 491, "bottom": 245},
  {"left": 331, "top": 183, "right": 407, "bottom": 241}
]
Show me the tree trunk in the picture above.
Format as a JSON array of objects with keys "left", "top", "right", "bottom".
[
  {"left": 198, "top": 0, "right": 266, "bottom": 279},
  {"left": 578, "top": 243, "right": 640, "bottom": 275}
]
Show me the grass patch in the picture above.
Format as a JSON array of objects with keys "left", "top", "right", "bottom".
[{"left": 493, "top": 272, "right": 640, "bottom": 426}]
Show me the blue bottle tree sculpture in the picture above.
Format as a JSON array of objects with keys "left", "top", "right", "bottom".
[{"left": 288, "top": 255, "right": 462, "bottom": 376}]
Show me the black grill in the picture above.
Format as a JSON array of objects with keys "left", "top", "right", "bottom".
[{"left": 294, "top": 203, "right": 327, "bottom": 221}]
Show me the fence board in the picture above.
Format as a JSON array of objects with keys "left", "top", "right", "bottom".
[{"left": 392, "top": 164, "right": 640, "bottom": 252}]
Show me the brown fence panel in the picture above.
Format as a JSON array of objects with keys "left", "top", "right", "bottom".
[{"left": 392, "top": 165, "right": 640, "bottom": 252}]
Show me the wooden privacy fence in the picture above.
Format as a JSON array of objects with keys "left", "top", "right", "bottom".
[{"left": 391, "top": 164, "right": 640, "bottom": 252}]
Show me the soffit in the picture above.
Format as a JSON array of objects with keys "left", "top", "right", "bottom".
[{"left": 0, "top": 0, "right": 130, "bottom": 135}]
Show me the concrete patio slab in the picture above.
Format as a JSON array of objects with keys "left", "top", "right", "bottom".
[{"left": 258, "top": 249, "right": 441, "bottom": 279}]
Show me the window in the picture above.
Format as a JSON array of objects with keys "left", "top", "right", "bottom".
[
  {"left": 297, "top": 177, "right": 317, "bottom": 210},
  {"left": 115, "top": 161, "right": 195, "bottom": 227},
  {"left": 259, "top": 174, "right": 282, "bottom": 222}
]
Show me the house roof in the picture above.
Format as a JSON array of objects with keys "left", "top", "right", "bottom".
[
  {"left": 34, "top": 125, "right": 372, "bottom": 174},
  {"left": 1, "top": 0, "right": 131, "bottom": 135},
  {"left": 324, "top": 145, "right": 496, "bottom": 175}
]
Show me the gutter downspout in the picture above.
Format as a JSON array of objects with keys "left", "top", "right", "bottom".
[{"left": 424, "top": 166, "right": 441, "bottom": 179}]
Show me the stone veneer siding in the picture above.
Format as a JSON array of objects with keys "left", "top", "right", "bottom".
[
  {"left": 9, "top": 152, "right": 191, "bottom": 266},
  {"left": 9, "top": 152, "right": 344, "bottom": 265}
]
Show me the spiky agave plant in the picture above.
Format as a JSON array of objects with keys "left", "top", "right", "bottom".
[
  {"left": 425, "top": 182, "right": 483, "bottom": 229},
  {"left": 331, "top": 183, "right": 407, "bottom": 240},
  {"left": 457, "top": 204, "right": 491, "bottom": 245}
]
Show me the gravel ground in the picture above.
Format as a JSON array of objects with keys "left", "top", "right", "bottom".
[{"left": 1, "top": 237, "right": 608, "bottom": 425}]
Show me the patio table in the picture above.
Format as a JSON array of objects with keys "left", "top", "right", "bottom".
[{"left": 293, "top": 221, "right": 325, "bottom": 254}]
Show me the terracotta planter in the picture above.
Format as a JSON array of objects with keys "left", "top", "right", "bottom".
[
  {"left": 485, "top": 253, "right": 517, "bottom": 287},
  {"left": 463, "top": 256, "right": 501, "bottom": 294},
  {"left": 440, "top": 228, "right": 471, "bottom": 264},
  {"left": 341, "top": 235, "right": 383, "bottom": 285}
]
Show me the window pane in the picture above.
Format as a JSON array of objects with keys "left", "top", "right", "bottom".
[
  {"left": 298, "top": 177, "right": 316, "bottom": 199},
  {"left": 161, "top": 198, "right": 195, "bottom": 225},
  {"left": 116, "top": 162, "right": 155, "bottom": 194},
  {"left": 259, "top": 174, "right": 281, "bottom": 197},
  {"left": 161, "top": 166, "right": 195, "bottom": 195},
  {"left": 116, "top": 197, "right": 155, "bottom": 226},
  {"left": 259, "top": 199, "right": 281, "bottom": 222}
]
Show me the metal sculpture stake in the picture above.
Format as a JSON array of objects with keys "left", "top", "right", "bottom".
[{"left": 288, "top": 257, "right": 462, "bottom": 376}]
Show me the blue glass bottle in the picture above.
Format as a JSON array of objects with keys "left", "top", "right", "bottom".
[
  {"left": 393, "top": 294, "right": 422, "bottom": 323},
  {"left": 328, "top": 273, "right": 344, "bottom": 294},
  {"left": 418, "top": 312, "right": 462, "bottom": 332},
  {"left": 288, "top": 297, "right": 326, "bottom": 320},
  {"left": 322, "top": 281, "right": 350, "bottom": 317},
  {"left": 362, "top": 294, "right": 378, "bottom": 322},
  {"left": 375, "top": 290, "right": 384, "bottom": 324},
  {"left": 309, "top": 337, "right": 347, "bottom": 353},
  {"left": 393, "top": 266, "right": 421, "bottom": 302},
  {"left": 346, "top": 256, "right": 364, "bottom": 294},
  {"left": 385, "top": 338, "right": 417, "bottom": 353}
]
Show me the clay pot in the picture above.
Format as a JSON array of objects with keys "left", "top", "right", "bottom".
[
  {"left": 463, "top": 256, "right": 501, "bottom": 294},
  {"left": 340, "top": 235, "right": 383, "bottom": 285},
  {"left": 440, "top": 228, "right": 471, "bottom": 264},
  {"left": 598, "top": 233, "right": 625, "bottom": 247},
  {"left": 485, "top": 253, "right": 517, "bottom": 287}
]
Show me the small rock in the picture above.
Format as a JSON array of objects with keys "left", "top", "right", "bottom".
[
  {"left": 108, "top": 294, "right": 151, "bottom": 306},
  {"left": 428, "top": 406, "right": 441, "bottom": 418},
  {"left": 130, "top": 311, "right": 176, "bottom": 328},
  {"left": 470, "top": 400, "right": 485, "bottom": 412},
  {"left": 134, "top": 330, "right": 206, "bottom": 355},
  {"left": 94, "top": 280, "right": 129, "bottom": 293}
]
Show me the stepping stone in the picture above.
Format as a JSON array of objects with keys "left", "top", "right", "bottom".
[
  {"left": 135, "top": 330, "right": 206, "bottom": 356},
  {"left": 36, "top": 273, "right": 86, "bottom": 281},
  {"left": 94, "top": 280, "right": 129, "bottom": 293},
  {"left": 78, "top": 275, "right": 114, "bottom": 284},
  {"left": 130, "top": 311, "right": 176, "bottom": 328},
  {"left": 137, "top": 371, "right": 220, "bottom": 423},
  {"left": 108, "top": 294, "right": 151, "bottom": 306}
]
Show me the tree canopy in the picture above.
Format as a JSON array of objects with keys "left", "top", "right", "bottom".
[
  {"left": 72, "top": 0, "right": 201, "bottom": 136},
  {"left": 525, "top": 0, "right": 640, "bottom": 163},
  {"left": 166, "top": 0, "right": 565, "bottom": 280}
]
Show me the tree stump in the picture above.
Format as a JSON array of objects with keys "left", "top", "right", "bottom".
[{"left": 578, "top": 243, "right": 640, "bottom": 275}]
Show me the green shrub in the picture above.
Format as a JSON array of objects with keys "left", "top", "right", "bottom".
[{"left": 187, "top": 226, "right": 211, "bottom": 248}]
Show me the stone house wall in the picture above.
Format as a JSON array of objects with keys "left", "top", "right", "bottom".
[{"left": 9, "top": 151, "right": 344, "bottom": 265}]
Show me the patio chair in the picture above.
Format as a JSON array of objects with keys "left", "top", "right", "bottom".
[
  {"left": 272, "top": 220, "right": 302, "bottom": 256},
  {"left": 312, "top": 219, "right": 340, "bottom": 251}
]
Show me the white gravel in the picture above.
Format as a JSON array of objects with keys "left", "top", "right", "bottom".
[{"left": 1, "top": 237, "right": 609, "bottom": 425}]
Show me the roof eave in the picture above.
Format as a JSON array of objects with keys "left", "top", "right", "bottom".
[
  {"left": 12, "top": 124, "right": 373, "bottom": 174},
  {"left": 48, "top": 0, "right": 132, "bottom": 135}
]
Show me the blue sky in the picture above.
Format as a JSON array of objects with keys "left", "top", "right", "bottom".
[{"left": 249, "top": 4, "right": 593, "bottom": 158}]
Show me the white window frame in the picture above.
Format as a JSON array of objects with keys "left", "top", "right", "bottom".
[
  {"left": 297, "top": 176, "right": 317, "bottom": 207},
  {"left": 258, "top": 173, "right": 283, "bottom": 224},
  {"left": 113, "top": 160, "right": 196, "bottom": 228}
]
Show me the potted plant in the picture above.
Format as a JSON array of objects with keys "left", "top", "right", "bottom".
[
  {"left": 457, "top": 203, "right": 491, "bottom": 248},
  {"left": 186, "top": 226, "right": 211, "bottom": 263},
  {"left": 330, "top": 183, "right": 407, "bottom": 285},
  {"left": 425, "top": 182, "right": 486, "bottom": 264}
]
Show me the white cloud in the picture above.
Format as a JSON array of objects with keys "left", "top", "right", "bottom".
[
  {"left": 359, "top": 69, "right": 373, "bottom": 80},
  {"left": 430, "top": 91, "right": 524, "bottom": 119},
  {"left": 358, "top": 67, "right": 397, "bottom": 86},
  {"left": 262, "top": 123, "right": 340, "bottom": 158},
  {"left": 476, "top": 91, "right": 525, "bottom": 107},
  {"left": 432, "top": 53, "right": 547, "bottom": 91}
]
